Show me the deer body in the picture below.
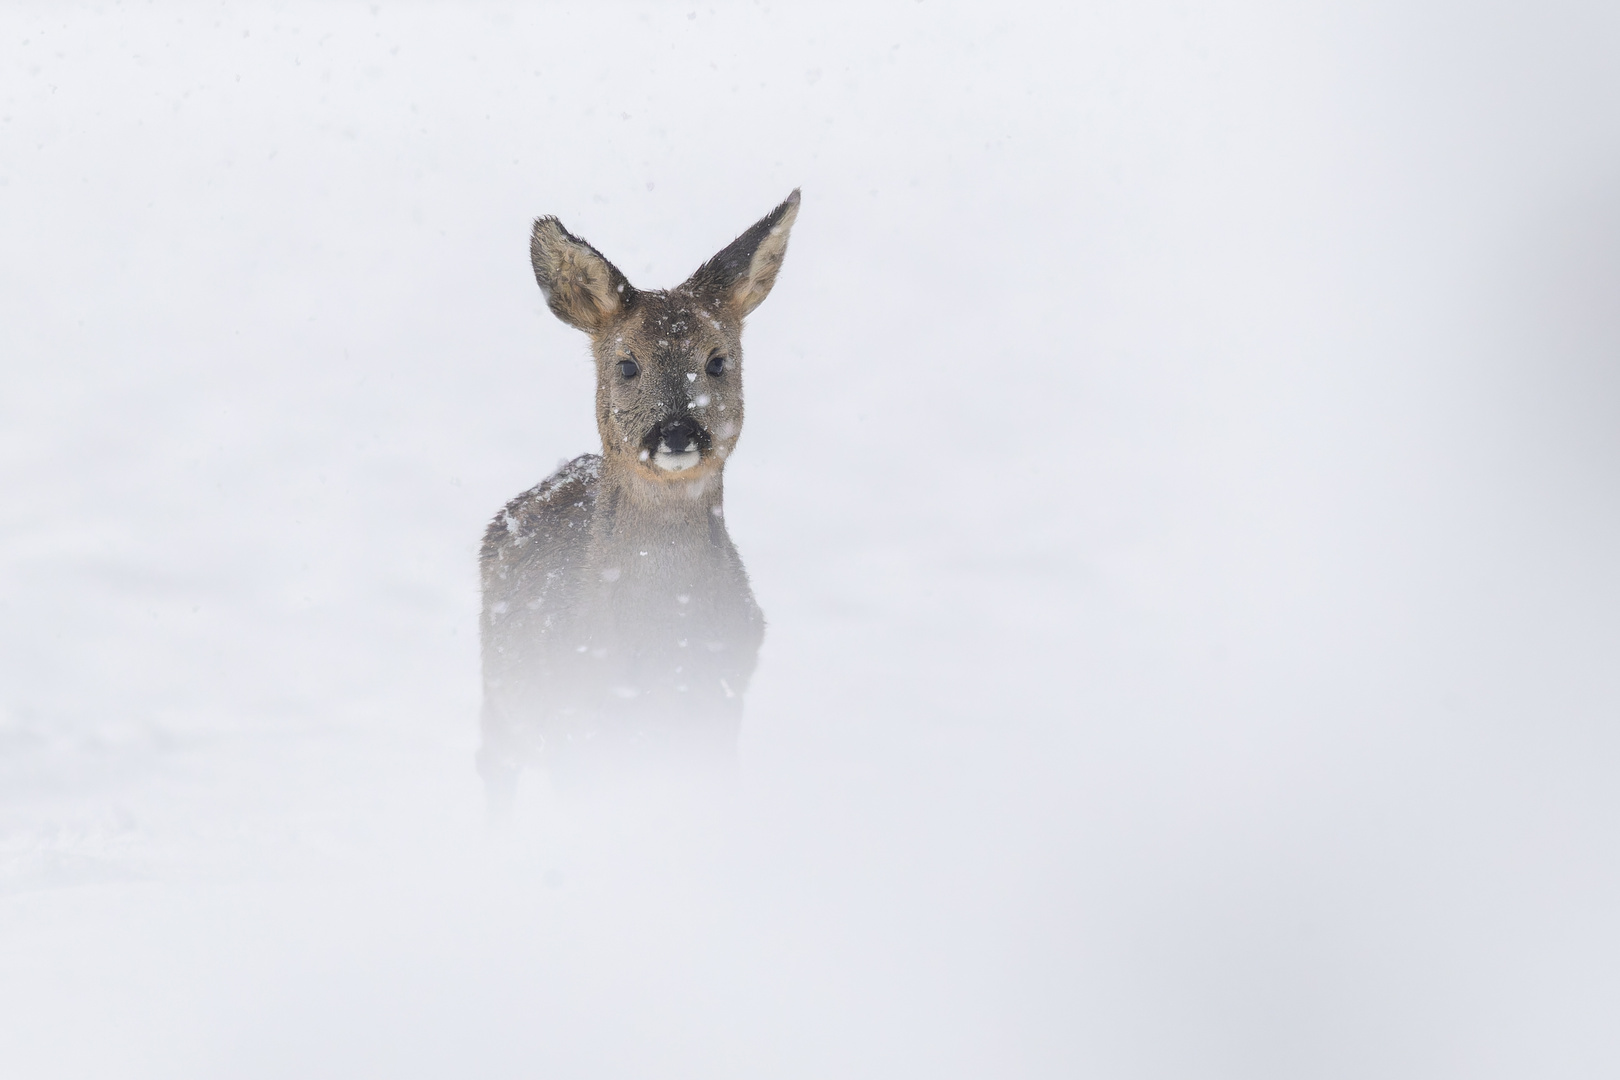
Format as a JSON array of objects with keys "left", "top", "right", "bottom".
[{"left": 478, "top": 193, "right": 799, "bottom": 804}]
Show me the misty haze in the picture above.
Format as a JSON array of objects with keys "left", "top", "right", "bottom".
[{"left": 2, "top": 3, "right": 1617, "bottom": 1078}]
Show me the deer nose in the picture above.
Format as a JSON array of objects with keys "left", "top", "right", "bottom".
[{"left": 659, "top": 417, "right": 700, "bottom": 452}]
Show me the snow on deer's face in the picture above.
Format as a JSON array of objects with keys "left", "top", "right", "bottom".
[{"left": 595, "top": 291, "right": 744, "bottom": 483}]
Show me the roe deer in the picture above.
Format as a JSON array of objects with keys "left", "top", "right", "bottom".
[{"left": 477, "top": 191, "right": 800, "bottom": 809}]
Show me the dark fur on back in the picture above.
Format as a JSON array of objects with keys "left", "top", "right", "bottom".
[
  {"left": 481, "top": 455, "right": 599, "bottom": 587},
  {"left": 480, "top": 453, "right": 600, "bottom": 650}
]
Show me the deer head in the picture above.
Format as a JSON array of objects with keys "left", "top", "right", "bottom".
[{"left": 528, "top": 190, "right": 800, "bottom": 485}]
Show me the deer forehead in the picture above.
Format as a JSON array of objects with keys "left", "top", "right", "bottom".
[{"left": 608, "top": 299, "right": 736, "bottom": 363}]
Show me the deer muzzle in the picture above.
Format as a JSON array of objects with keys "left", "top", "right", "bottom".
[{"left": 646, "top": 417, "right": 708, "bottom": 472}]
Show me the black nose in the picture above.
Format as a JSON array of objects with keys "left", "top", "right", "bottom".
[{"left": 659, "top": 417, "right": 700, "bottom": 451}]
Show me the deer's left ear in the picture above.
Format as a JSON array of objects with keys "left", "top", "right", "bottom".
[{"left": 683, "top": 189, "right": 800, "bottom": 317}]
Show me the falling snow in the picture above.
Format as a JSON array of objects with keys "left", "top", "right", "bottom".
[{"left": 1, "top": 4, "right": 1616, "bottom": 1079}]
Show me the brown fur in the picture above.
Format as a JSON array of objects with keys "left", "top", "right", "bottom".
[{"left": 478, "top": 191, "right": 800, "bottom": 805}]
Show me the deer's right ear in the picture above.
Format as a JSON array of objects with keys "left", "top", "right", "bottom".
[{"left": 530, "top": 217, "right": 636, "bottom": 333}]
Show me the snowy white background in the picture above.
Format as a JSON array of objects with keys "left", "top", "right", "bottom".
[{"left": 2, "top": 2, "right": 1618, "bottom": 1076}]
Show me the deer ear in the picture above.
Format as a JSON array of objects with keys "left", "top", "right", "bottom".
[
  {"left": 530, "top": 217, "right": 636, "bottom": 333},
  {"left": 683, "top": 189, "right": 800, "bottom": 317}
]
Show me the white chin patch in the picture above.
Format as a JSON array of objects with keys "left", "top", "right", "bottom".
[{"left": 653, "top": 450, "right": 701, "bottom": 472}]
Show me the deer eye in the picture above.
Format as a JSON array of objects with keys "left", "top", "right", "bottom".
[
  {"left": 705, "top": 355, "right": 726, "bottom": 377},
  {"left": 618, "top": 359, "right": 640, "bottom": 379}
]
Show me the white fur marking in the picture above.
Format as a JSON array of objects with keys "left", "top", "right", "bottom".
[{"left": 654, "top": 450, "right": 701, "bottom": 472}]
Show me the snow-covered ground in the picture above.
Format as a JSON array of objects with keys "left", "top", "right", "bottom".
[{"left": 2, "top": 3, "right": 1618, "bottom": 1076}]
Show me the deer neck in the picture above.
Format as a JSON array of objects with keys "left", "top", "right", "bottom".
[{"left": 592, "top": 456, "right": 733, "bottom": 571}]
